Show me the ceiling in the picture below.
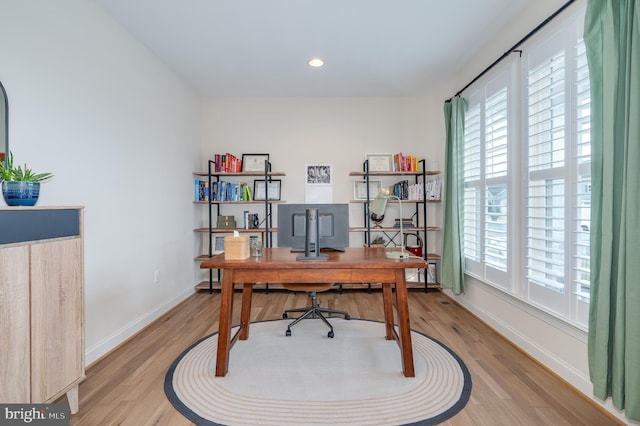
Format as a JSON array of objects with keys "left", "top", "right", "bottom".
[{"left": 95, "top": 0, "right": 531, "bottom": 97}]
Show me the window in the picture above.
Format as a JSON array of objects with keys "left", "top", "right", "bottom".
[
  {"left": 461, "top": 7, "right": 590, "bottom": 328},
  {"left": 463, "top": 65, "right": 514, "bottom": 290}
]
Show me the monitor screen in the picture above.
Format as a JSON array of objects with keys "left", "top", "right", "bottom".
[{"left": 277, "top": 203, "right": 349, "bottom": 251}]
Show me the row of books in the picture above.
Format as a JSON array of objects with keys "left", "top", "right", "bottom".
[
  {"left": 393, "top": 153, "right": 420, "bottom": 172},
  {"left": 389, "top": 180, "right": 424, "bottom": 201},
  {"left": 194, "top": 180, "right": 253, "bottom": 202},
  {"left": 212, "top": 153, "right": 242, "bottom": 173}
]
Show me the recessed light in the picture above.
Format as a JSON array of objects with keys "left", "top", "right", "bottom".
[{"left": 308, "top": 58, "right": 324, "bottom": 68}]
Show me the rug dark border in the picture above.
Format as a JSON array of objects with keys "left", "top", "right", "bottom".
[{"left": 164, "top": 318, "right": 472, "bottom": 426}]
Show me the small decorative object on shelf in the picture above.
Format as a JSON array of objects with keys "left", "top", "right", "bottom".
[
  {"left": 217, "top": 215, "right": 236, "bottom": 229},
  {"left": 425, "top": 176, "right": 442, "bottom": 200},
  {"left": 0, "top": 151, "right": 53, "bottom": 206}
]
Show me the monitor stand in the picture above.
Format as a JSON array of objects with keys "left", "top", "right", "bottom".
[{"left": 296, "top": 208, "right": 328, "bottom": 261}]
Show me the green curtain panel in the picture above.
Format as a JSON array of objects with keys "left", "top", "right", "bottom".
[
  {"left": 441, "top": 96, "right": 466, "bottom": 295},
  {"left": 585, "top": 0, "right": 640, "bottom": 420}
]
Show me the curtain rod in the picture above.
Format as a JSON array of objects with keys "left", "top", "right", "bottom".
[{"left": 447, "top": 0, "right": 576, "bottom": 101}]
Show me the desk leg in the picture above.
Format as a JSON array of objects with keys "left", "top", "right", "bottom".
[
  {"left": 395, "top": 270, "right": 415, "bottom": 377},
  {"left": 215, "top": 269, "right": 234, "bottom": 377},
  {"left": 382, "top": 283, "right": 395, "bottom": 340},
  {"left": 239, "top": 283, "right": 253, "bottom": 340}
]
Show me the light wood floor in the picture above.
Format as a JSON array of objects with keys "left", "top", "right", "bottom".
[{"left": 65, "top": 289, "right": 621, "bottom": 426}]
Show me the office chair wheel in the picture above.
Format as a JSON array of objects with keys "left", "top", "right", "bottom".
[
  {"left": 286, "top": 329, "right": 292, "bottom": 336},
  {"left": 282, "top": 313, "right": 288, "bottom": 319},
  {"left": 328, "top": 330, "right": 334, "bottom": 338}
]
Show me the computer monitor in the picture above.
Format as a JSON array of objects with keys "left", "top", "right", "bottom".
[{"left": 277, "top": 203, "right": 349, "bottom": 252}]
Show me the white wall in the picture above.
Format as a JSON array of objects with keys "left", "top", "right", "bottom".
[
  {"left": 198, "top": 96, "right": 444, "bottom": 283},
  {"left": 0, "top": 0, "right": 201, "bottom": 364}
]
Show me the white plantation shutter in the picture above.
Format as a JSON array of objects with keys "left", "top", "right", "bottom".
[
  {"left": 521, "top": 19, "right": 591, "bottom": 326},
  {"left": 463, "top": 98, "right": 481, "bottom": 273},
  {"left": 459, "top": 6, "right": 590, "bottom": 328},
  {"left": 462, "top": 65, "right": 513, "bottom": 288},
  {"left": 525, "top": 49, "right": 567, "bottom": 308},
  {"left": 484, "top": 88, "right": 508, "bottom": 275},
  {"left": 572, "top": 38, "right": 591, "bottom": 326}
]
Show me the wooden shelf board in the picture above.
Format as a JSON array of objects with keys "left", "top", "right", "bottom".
[
  {"left": 350, "top": 199, "right": 425, "bottom": 204},
  {"left": 194, "top": 228, "right": 275, "bottom": 233},
  {"left": 349, "top": 226, "right": 440, "bottom": 232},
  {"left": 194, "top": 200, "right": 286, "bottom": 205},
  {"left": 349, "top": 171, "right": 440, "bottom": 176},
  {"left": 193, "top": 171, "right": 286, "bottom": 177}
]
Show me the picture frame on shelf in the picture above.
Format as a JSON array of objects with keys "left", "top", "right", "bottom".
[
  {"left": 353, "top": 180, "right": 382, "bottom": 200},
  {"left": 253, "top": 179, "right": 281, "bottom": 201},
  {"left": 241, "top": 153, "right": 270, "bottom": 172},
  {"left": 214, "top": 235, "right": 225, "bottom": 253},
  {"left": 365, "top": 153, "right": 394, "bottom": 172},
  {"left": 427, "top": 262, "right": 438, "bottom": 284}
]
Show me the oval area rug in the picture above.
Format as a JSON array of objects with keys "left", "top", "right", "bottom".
[{"left": 164, "top": 318, "right": 471, "bottom": 426}]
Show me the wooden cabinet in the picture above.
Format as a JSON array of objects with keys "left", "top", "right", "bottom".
[{"left": 0, "top": 207, "right": 84, "bottom": 414}]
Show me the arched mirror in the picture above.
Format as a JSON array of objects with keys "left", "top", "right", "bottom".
[{"left": 0, "top": 81, "right": 7, "bottom": 163}]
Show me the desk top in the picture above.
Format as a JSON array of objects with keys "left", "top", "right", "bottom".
[{"left": 200, "top": 247, "right": 427, "bottom": 270}]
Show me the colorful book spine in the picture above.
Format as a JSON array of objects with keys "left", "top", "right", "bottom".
[{"left": 194, "top": 180, "right": 209, "bottom": 201}]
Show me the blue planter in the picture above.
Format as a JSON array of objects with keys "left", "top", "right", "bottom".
[{"left": 2, "top": 181, "right": 41, "bottom": 206}]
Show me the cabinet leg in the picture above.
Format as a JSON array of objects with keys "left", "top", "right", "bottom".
[{"left": 67, "top": 385, "right": 79, "bottom": 414}]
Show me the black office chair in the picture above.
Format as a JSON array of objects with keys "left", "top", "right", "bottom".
[{"left": 281, "top": 283, "right": 350, "bottom": 338}]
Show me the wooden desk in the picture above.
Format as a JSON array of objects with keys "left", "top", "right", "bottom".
[{"left": 200, "top": 247, "right": 426, "bottom": 378}]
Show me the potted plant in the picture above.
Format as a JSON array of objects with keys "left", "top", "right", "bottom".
[{"left": 0, "top": 151, "right": 53, "bottom": 206}]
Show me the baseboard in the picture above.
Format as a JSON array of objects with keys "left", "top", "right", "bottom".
[
  {"left": 85, "top": 287, "right": 195, "bottom": 366},
  {"left": 440, "top": 287, "right": 630, "bottom": 425}
]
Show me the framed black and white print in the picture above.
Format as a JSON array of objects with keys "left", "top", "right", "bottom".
[
  {"left": 241, "top": 154, "right": 270, "bottom": 172},
  {"left": 253, "top": 179, "right": 281, "bottom": 200},
  {"left": 306, "top": 164, "right": 332, "bottom": 184}
]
